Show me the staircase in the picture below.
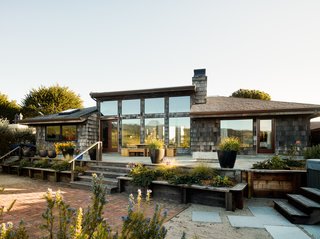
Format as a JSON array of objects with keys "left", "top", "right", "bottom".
[
  {"left": 70, "top": 161, "right": 131, "bottom": 194},
  {"left": 274, "top": 187, "right": 320, "bottom": 225}
]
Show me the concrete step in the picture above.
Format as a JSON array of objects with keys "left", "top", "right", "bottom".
[
  {"left": 88, "top": 165, "right": 130, "bottom": 174},
  {"left": 287, "top": 194, "right": 320, "bottom": 214},
  {"left": 69, "top": 181, "right": 118, "bottom": 193},
  {"left": 273, "top": 200, "right": 309, "bottom": 224},
  {"left": 86, "top": 161, "right": 129, "bottom": 168},
  {"left": 77, "top": 175, "right": 118, "bottom": 186},
  {"left": 84, "top": 170, "right": 127, "bottom": 179},
  {"left": 300, "top": 187, "right": 320, "bottom": 204}
]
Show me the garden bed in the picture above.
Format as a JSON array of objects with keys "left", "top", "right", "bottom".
[{"left": 118, "top": 176, "right": 247, "bottom": 211}]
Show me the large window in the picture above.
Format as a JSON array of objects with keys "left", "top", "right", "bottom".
[
  {"left": 169, "top": 96, "right": 190, "bottom": 113},
  {"left": 122, "top": 119, "right": 140, "bottom": 147},
  {"left": 46, "top": 125, "right": 77, "bottom": 141},
  {"left": 145, "top": 98, "right": 164, "bottom": 114},
  {"left": 169, "top": 117, "right": 190, "bottom": 148},
  {"left": 145, "top": 118, "right": 165, "bottom": 141},
  {"left": 101, "top": 101, "right": 118, "bottom": 116},
  {"left": 122, "top": 99, "right": 140, "bottom": 115},
  {"left": 220, "top": 119, "right": 253, "bottom": 148}
]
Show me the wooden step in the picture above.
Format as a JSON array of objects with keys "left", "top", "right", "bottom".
[
  {"left": 274, "top": 200, "right": 309, "bottom": 224},
  {"left": 77, "top": 175, "right": 118, "bottom": 186},
  {"left": 88, "top": 165, "right": 130, "bottom": 173},
  {"left": 287, "top": 194, "right": 320, "bottom": 214},
  {"left": 84, "top": 170, "right": 127, "bottom": 179},
  {"left": 300, "top": 187, "right": 320, "bottom": 204}
]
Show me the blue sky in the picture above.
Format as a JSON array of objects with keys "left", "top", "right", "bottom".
[{"left": 1, "top": 1, "right": 319, "bottom": 108}]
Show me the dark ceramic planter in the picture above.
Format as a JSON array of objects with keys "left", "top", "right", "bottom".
[
  {"left": 150, "top": 149, "right": 165, "bottom": 164},
  {"left": 47, "top": 150, "right": 57, "bottom": 158},
  {"left": 62, "top": 148, "right": 74, "bottom": 159},
  {"left": 39, "top": 149, "right": 48, "bottom": 157},
  {"left": 217, "top": 150, "right": 237, "bottom": 168},
  {"left": 89, "top": 149, "right": 96, "bottom": 160}
]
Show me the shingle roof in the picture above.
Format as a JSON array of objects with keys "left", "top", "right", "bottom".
[
  {"left": 19, "top": 106, "right": 97, "bottom": 125},
  {"left": 191, "top": 96, "right": 320, "bottom": 118}
]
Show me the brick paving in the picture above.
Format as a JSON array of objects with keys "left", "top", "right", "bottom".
[{"left": 0, "top": 174, "right": 187, "bottom": 238}]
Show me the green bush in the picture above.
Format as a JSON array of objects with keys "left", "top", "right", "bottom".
[
  {"left": 19, "top": 159, "right": 33, "bottom": 168},
  {"left": 218, "top": 137, "right": 240, "bottom": 152},
  {"left": 304, "top": 145, "right": 320, "bottom": 159},
  {"left": 51, "top": 160, "right": 70, "bottom": 171},
  {"left": 190, "top": 164, "right": 217, "bottom": 181},
  {"left": 33, "top": 159, "right": 51, "bottom": 168},
  {"left": 129, "top": 164, "right": 157, "bottom": 188},
  {"left": 211, "top": 175, "right": 234, "bottom": 187},
  {"left": 252, "top": 155, "right": 289, "bottom": 169}
]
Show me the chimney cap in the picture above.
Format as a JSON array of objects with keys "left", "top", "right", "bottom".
[{"left": 194, "top": 69, "right": 206, "bottom": 77}]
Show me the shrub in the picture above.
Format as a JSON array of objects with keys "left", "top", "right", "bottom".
[
  {"left": 190, "top": 164, "right": 217, "bottom": 181},
  {"left": 129, "top": 164, "right": 157, "bottom": 188},
  {"left": 304, "top": 145, "right": 320, "bottom": 159},
  {"left": 33, "top": 159, "right": 51, "bottom": 168},
  {"left": 18, "top": 159, "right": 33, "bottom": 168},
  {"left": 147, "top": 138, "right": 164, "bottom": 150},
  {"left": 252, "top": 155, "right": 289, "bottom": 170},
  {"left": 51, "top": 160, "right": 70, "bottom": 171},
  {"left": 210, "top": 175, "right": 235, "bottom": 187},
  {"left": 218, "top": 137, "right": 240, "bottom": 152}
]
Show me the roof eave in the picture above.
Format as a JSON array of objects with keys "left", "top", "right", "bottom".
[{"left": 19, "top": 118, "right": 87, "bottom": 125}]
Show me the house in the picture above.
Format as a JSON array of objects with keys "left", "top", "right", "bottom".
[
  {"left": 19, "top": 107, "right": 99, "bottom": 152},
  {"left": 311, "top": 121, "right": 320, "bottom": 145},
  {"left": 90, "top": 69, "right": 320, "bottom": 156}
]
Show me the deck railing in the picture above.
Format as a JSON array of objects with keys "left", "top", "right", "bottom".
[
  {"left": 68, "top": 141, "right": 102, "bottom": 181},
  {"left": 0, "top": 146, "right": 21, "bottom": 163}
]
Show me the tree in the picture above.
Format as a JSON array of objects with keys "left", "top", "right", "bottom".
[
  {"left": 21, "top": 85, "right": 83, "bottom": 118},
  {"left": 0, "top": 93, "right": 21, "bottom": 123},
  {"left": 231, "top": 89, "right": 271, "bottom": 101}
]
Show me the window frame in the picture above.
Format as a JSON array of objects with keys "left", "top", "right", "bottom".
[{"left": 45, "top": 125, "right": 77, "bottom": 142}]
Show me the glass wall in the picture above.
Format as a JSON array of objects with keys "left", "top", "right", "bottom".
[
  {"left": 101, "top": 101, "right": 118, "bottom": 116},
  {"left": 169, "top": 96, "right": 190, "bottom": 113},
  {"left": 259, "top": 119, "right": 273, "bottom": 150},
  {"left": 122, "top": 99, "right": 140, "bottom": 115},
  {"left": 169, "top": 117, "right": 190, "bottom": 148},
  {"left": 220, "top": 119, "right": 253, "bottom": 148},
  {"left": 122, "top": 119, "right": 140, "bottom": 147},
  {"left": 145, "top": 98, "right": 164, "bottom": 114},
  {"left": 145, "top": 118, "right": 165, "bottom": 141}
]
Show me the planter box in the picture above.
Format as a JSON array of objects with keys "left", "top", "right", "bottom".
[
  {"left": 242, "top": 169, "right": 307, "bottom": 198},
  {"left": 118, "top": 176, "right": 247, "bottom": 211}
]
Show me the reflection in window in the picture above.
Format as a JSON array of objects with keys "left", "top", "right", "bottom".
[
  {"left": 145, "top": 118, "right": 164, "bottom": 141},
  {"left": 220, "top": 119, "right": 253, "bottom": 148},
  {"left": 122, "top": 99, "right": 140, "bottom": 115},
  {"left": 62, "top": 125, "right": 77, "bottom": 141},
  {"left": 169, "top": 117, "right": 190, "bottom": 148},
  {"left": 101, "top": 101, "right": 118, "bottom": 116},
  {"left": 122, "top": 119, "right": 140, "bottom": 147},
  {"left": 259, "top": 120, "right": 272, "bottom": 149},
  {"left": 145, "top": 98, "right": 164, "bottom": 114},
  {"left": 169, "top": 96, "right": 190, "bottom": 113},
  {"left": 46, "top": 125, "right": 77, "bottom": 141},
  {"left": 46, "top": 126, "right": 60, "bottom": 141}
]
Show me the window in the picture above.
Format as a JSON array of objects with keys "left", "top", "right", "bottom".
[
  {"left": 122, "top": 119, "right": 140, "bottom": 147},
  {"left": 122, "top": 99, "right": 140, "bottom": 115},
  {"left": 220, "top": 119, "right": 253, "bottom": 148},
  {"left": 145, "top": 98, "right": 164, "bottom": 114},
  {"left": 101, "top": 101, "right": 118, "bottom": 116},
  {"left": 169, "top": 117, "right": 190, "bottom": 148},
  {"left": 145, "top": 118, "right": 165, "bottom": 141},
  {"left": 46, "top": 125, "right": 77, "bottom": 141},
  {"left": 169, "top": 96, "right": 190, "bottom": 113}
]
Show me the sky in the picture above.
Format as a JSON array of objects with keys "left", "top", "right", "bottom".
[{"left": 1, "top": 0, "right": 320, "bottom": 109}]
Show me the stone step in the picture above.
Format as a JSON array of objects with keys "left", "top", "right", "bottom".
[
  {"left": 273, "top": 200, "right": 309, "bottom": 224},
  {"left": 300, "top": 187, "right": 320, "bottom": 204},
  {"left": 88, "top": 165, "right": 130, "bottom": 174},
  {"left": 69, "top": 181, "right": 118, "bottom": 193},
  {"left": 287, "top": 194, "right": 320, "bottom": 214},
  {"left": 86, "top": 161, "right": 129, "bottom": 168},
  {"left": 84, "top": 170, "right": 127, "bottom": 178},
  {"left": 77, "top": 175, "right": 118, "bottom": 186}
]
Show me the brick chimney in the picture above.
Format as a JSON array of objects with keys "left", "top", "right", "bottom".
[{"left": 192, "top": 69, "right": 207, "bottom": 104}]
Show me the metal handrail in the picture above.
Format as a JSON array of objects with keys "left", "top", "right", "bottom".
[
  {"left": 69, "top": 141, "right": 102, "bottom": 181},
  {"left": 0, "top": 146, "right": 20, "bottom": 162}
]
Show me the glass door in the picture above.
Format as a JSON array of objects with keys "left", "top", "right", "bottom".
[
  {"left": 101, "top": 120, "right": 118, "bottom": 152},
  {"left": 257, "top": 119, "right": 274, "bottom": 154}
]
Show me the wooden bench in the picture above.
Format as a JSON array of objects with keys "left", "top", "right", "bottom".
[
  {"left": 127, "top": 148, "right": 146, "bottom": 157},
  {"left": 118, "top": 176, "right": 247, "bottom": 211}
]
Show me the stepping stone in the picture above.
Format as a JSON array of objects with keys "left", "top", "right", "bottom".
[
  {"left": 299, "top": 224, "right": 320, "bottom": 239},
  {"left": 265, "top": 225, "right": 311, "bottom": 239},
  {"left": 192, "top": 211, "right": 221, "bottom": 223},
  {"left": 228, "top": 216, "right": 264, "bottom": 228}
]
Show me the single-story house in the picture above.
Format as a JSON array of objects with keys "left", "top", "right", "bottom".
[
  {"left": 20, "top": 107, "right": 99, "bottom": 152},
  {"left": 90, "top": 69, "right": 320, "bottom": 156},
  {"left": 20, "top": 69, "right": 320, "bottom": 157}
]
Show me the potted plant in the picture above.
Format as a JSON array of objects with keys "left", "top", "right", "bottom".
[
  {"left": 217, "top": 137, "right": 240, "bottom": 168},
  {"left": 54, "top": 142, "right": 76, "bottom": 160},
  {"left": 148, "top": 138, "right": 165, "bottom": 164}
]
